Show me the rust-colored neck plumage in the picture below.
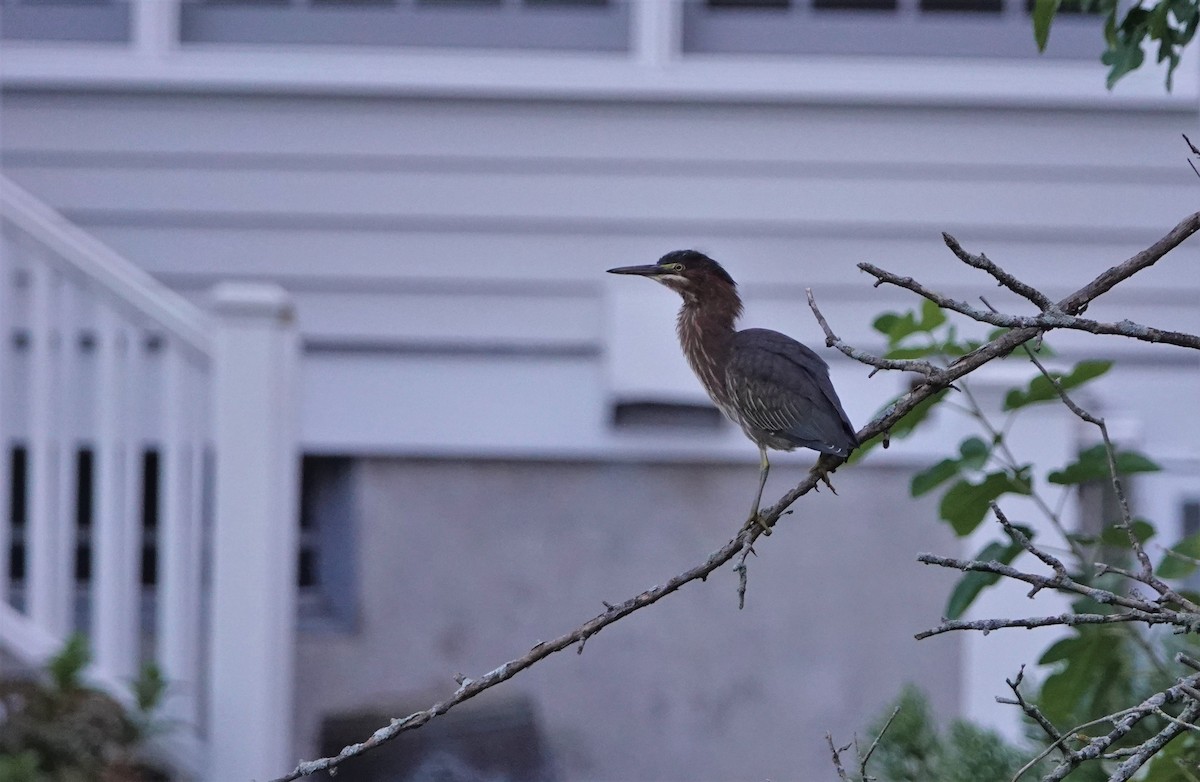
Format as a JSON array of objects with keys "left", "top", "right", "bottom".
[{"left": 675, "top": 281, "right": 743, "bottom": 411}]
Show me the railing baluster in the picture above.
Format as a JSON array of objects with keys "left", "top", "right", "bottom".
[
  {"left": 26, "top": 260, "right": 72, "bottom": 638},
  {"left": 92, "top": 306, "right": 139, "bottom": 680},
  {"left": 56, "top": 278, "right": 79, "bottom": 634},
  {"left": 158, "top": 342, "right": 201, "bottom": 728}
]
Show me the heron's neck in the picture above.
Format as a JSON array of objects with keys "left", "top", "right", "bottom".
[{"left": 676, "top": 290, "right": 742, "bottom": 407}]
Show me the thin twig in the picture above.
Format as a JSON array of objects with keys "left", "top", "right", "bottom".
[
  {"left": 917, "top": 552, "right": 1169, "bottom": 616},
  {"left": 992, "top": 502, "right": 1068, "bottom": 578},
  {"left": 956, "top": 383, "right": 1085, "bottom": 563},
  {"left": 806, "top": 288, "right": 941, "bottom": 377},
  {"left": 859, "top": 706, "right": 901, "bottom": 778},
  {"left": 918, "top": 610, "right": 1179, "bottom": 640},
  {"left": 942, "top": 233, "right": 1053, "bottom": 311},
  {"left": 1003, "top": 667, "right": 1063, "bottom": 749},
  {"left": 1015, "top": 336, "right": 1200, "bottom": 614},
  {"left": 827, "top": 734, "right": 852, "bottom": 782}
]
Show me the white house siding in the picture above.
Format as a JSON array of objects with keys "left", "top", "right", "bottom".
[{"left": 1, "top": 86, "right": 1198, "bottom": 777}]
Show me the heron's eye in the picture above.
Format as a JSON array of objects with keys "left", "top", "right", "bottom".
[{"left": 667, "top": 263, "right": 685, "bottom": 273}]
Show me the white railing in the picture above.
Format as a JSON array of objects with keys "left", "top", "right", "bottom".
[{"left": 0, "top": 174, "right": 299, "bottom": 782}]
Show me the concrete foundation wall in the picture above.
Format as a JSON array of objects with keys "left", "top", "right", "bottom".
[{"left": 295, "top": 458, "right": 960, "bottom": 781}]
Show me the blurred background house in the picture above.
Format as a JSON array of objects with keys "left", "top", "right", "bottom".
[{"left": 0, "top": 1, "right": 1198, "bottom": 780}]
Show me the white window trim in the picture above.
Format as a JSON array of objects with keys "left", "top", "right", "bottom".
[{"left": 0, "top": 0, "right": 1195, "bottom": 110}]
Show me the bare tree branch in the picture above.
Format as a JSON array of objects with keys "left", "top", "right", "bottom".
[
  {"left": 917, "top": 610, "right": 1181, "bottom": 640},
  {"left": 1017, "top": 335, "right": 1200, "bottom": 613},
  {"left": 917, "top": 549, "right": 1172, "bottom": 617},
  {"left": 827, "top": 734, "right": 853, "bottom": 782},
  {"left": 1111, "top": 703, "right": 1200, "bottom": 780},
  {"left": 942, "top": 232, "right": 1054, "bottom": 311},
  {"left": 269, "top": 213, "right": 1200, "bottom": 782},
  {"left": 825, "top": 706, "right": 901, "bottom": 782},
  {"left": 1043, "top": 667, "right": 1200, "bottom": 782},
  {"left": 806, "top": 287, "right": 941, "bottom": 377},
  {"left": 1000, "top": 667, "right": 1063, "bottom": 750}
]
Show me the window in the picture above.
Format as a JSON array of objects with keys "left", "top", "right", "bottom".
[
  {"left": 684, "top": 0, "right": 1103, "bottom": 58},
  {"left": 178, "top": 0, "right": 630, "bottom": 51},
  {"left": 0, "top": 0, "right": 131, "bottom": 43},
  {"left": 298, "top": 455, "right": 359, "bottom": 631}
]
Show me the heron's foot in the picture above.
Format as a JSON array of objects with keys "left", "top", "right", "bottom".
[
  {"left": 745, "top": 512, "right": 772, "bottom": 536},
  {"left": 819, "top": 472, "right": 839, "bottom": 495}
]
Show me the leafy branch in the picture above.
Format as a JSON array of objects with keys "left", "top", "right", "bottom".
[
  {"left": 268, "top": 212, "right": 1199, "bottom": 781},
  {"left": 1033, "top": 0, "right": 1199, "bottom": 90}
]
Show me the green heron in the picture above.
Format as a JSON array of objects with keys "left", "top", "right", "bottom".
[{"left": 608, "top": 250, "right": 857, "bottom": 529}]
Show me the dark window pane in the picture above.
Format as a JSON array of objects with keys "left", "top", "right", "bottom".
[
  {"left": 142, "top": 450, "right": 159, "bottom": 530},
  {"left": 921, "top": 0, "right": 1001, "bottom": 11},
  {"left": 9, "top": 446, "right": 26, "bottom": 583},
  {"left": 707, "top": 0, "right": 790, "bottom": 8},
  {"left": 76, "top": 448, "right": 93, "bottom": 530},
  {"left": 298, "top": 548, "right": 318, "bottom": 589},
  {"left": 297, "top": 455, "right": 358, "bottom": 628},
  {"left": 11, "top": 445, "right": 26, "bottom": 528},
  {"left": 312, "top": 0, "right": 399, "bottom": 6},
  {"left": 141, "top": 450, "right": 159, "bottom": 586},
  {"left": 1023, "top": 0, "right": 1098, "bottom": 12},
  {"left": 814, "top": 0, "right": 895, "bottom": 10},
  {"left": 613, "top": 401, "right": 725, "bottom": 430}
]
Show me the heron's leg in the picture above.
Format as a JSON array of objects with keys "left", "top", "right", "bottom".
[{"left": 748, "top": 445, "right": 772, "bottom": 535}]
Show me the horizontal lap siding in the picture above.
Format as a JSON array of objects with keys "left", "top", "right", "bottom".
[{"left": 1, "top": 91, "right": 1195, "bottom": 453}]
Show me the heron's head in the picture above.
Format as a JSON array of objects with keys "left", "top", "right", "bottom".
[{"left": 607, "top": 250, "right": 738, "bottom": 301}]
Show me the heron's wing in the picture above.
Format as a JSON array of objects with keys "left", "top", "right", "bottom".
[{"left": 726, "top": 328, "right": 858, "bottom": 455}]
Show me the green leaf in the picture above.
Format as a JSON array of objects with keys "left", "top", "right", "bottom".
[
  {"left": 47, "top": 633, "right": 91, "bottom": 693},
  {"left": 958, "top": 437, "right": 990, "bottom": 470},
  {"left": 874, "top": 310, "right": 921, "bottom": 346},
  {"left": 851, "top": 389, "right": 952, "bottom": 465},
  {"left": 945, "top": 536, "right": 1027, "bottom": 619},
  {"left": 1037, "top": 626, "right": 1133, "bottom": 726},
  {"left": 1033, "top": 0, "right": 1062, "bottom": 51},
  {"left": 1157, "top": 532, "right": 1200, "bottom": 579},
  {"left": 1003, "top": 359, "right": 1112, "bottom": 410},
  {"left": 1038, "top": 635, "right": 1079, "bottom": 665},
  {"left": 1048, "top": 444, "right": 1161, "bottom": 485},
  {"left": 939, "top": 472, "right": 1032, "bottom": 536},
  {"left": 133, "top": 661, "right": 168, "bottom": 713},
  {"left": 872, "top": 303, "right": 948, "bottom": 348},
  {"left": 911, "top": 458, "right": 961, "bottom": 497},
  {"left": 919, "top": 299, "right": 947, "bottom": 332},
  {"left": 890, "top": 389, "right": 949, "bottom": 439},
  {"left": 1105, "top": 45, "right": 1146, "bottom": 89},
  {"left": 872, "top": 312, "right": 901, "bottom": 337},
  {"left": 1099, "top": 518, "right": 1155, "bottom": 547}
]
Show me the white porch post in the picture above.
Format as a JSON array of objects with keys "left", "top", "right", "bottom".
[{"left": 207, "top": 283, "right": 299, "bottom": 782}]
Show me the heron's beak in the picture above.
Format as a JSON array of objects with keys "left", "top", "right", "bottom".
[{"left": 606, "top": 264, "right": 663, "bottom": 277}]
